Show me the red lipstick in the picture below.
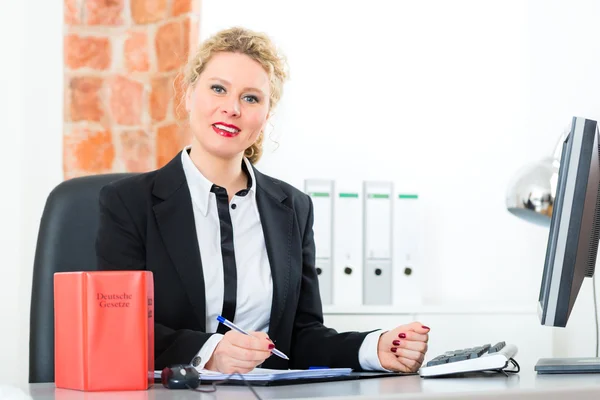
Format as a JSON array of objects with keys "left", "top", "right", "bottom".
[{"left": 212, "top": 122, "right": 240, "bottom": 138}]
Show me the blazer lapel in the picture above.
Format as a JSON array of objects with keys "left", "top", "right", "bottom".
[
  {"left": 254, "top": 168, "right": 294, "bottom": 337},
  {"left": 152, "top": 153, "right": 207, "bottom": 331}
]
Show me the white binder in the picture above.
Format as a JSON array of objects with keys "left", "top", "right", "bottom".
[
  {"left": 393, "top": 193, "right": 423, "bottom": 306},
  {"left": 363, "top": 181, "right": 393, "bottom": 305},
  {"left": 304, "top": 179, "right": 334, "bottom": 305},
  {"left": 333, "top": 180, "right": 363, "bottom": 306}
]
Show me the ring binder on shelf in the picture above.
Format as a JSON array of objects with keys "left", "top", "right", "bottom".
[
  {"left": 305, "top": 179, "right": 334, "bottom": 305},
  {"left": 333, "top": 180, "right": 363, "bottom": 305},
  {"left": 393, "top": 192, "right": 423, "bottom": 306},
  {"left": 363, "top": 181, "right": 393, "bottom": 305}
]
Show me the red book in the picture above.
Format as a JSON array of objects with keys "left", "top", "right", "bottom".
[{"left": 54, "top": 271, "right": 154, "bottom": 391}]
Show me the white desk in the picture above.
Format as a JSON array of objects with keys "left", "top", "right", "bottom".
[{"left": 16, "top": 366, "right": 600, "bottom": 400}]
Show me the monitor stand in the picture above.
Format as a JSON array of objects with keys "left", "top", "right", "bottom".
[{"left": 535, "top": 357, "right": 600, "bottom": 374}]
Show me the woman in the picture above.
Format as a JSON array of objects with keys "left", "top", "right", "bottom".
[{"left": 96, "top": 27, "right": 430, "bottom": 375}]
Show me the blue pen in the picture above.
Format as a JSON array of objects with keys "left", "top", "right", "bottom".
[{"left": 217, "top": 315, "right": 289, "bottom": 360}]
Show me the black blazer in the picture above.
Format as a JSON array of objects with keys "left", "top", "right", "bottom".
[{"left": 95, "top": 152, "right": 371, "bottom": 370}]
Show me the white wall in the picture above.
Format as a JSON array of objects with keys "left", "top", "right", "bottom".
[
  {"left": 0, "top": 0, "right": 26, "bottom": 387},
  {"left": 200, "top": 0, "right": 543, "bottom": 305},
  {"left": 200, "top": 0, "right": 600, "bottom": 356},
  {"left": 0, "top": 0, "right": 63, "bottom": 386}
]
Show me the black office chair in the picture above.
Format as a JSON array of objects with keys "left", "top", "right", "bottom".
[{"left": 29, "top": 173, "right": 137, "bottom": 383}]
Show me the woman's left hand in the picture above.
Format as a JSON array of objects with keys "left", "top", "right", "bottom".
[{"left": 377, "top": 322, "right": 430, "bottom": 372}]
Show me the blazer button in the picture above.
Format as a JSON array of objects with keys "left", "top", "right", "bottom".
[{"left": 191, "top": 356, "right": 202, "bottom": 367}]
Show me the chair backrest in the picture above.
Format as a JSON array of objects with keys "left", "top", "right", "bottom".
[{"left": 29, "top": 173, "right": 137, "bottom": 383}]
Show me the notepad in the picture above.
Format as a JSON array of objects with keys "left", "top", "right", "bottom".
[{"left": 154, "top": 367, "right": 352, "bottom": 382}]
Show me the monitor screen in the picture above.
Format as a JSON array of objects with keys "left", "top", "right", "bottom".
[{"left": 538, "top": 117, "right": 600, "bottom": 327}]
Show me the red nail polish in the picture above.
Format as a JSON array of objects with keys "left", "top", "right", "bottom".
[
  {"left": 393, "top": 340, "right": 400, "bottom": 346},
  {"left": 268, "top": 344, "right": 275, "bottom": 349},
  {"left": 391, "top": 347, "right": 397, "bottom": 353},
  {"left": 422, "top": 325, "right": 430, "bottom": 330},
  {"left": 398, "top": 333, "right": 406, "bottom": 339}
]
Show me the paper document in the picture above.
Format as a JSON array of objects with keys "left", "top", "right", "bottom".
[{"left": 154, "top": 367, "right": 352, "bottom": 382}]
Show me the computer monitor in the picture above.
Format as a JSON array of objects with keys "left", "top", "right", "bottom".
[{"left": 535, "top": 116, "right": 600, "bottom": 373}]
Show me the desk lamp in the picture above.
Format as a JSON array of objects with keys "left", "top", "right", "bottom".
[{"left": 505, "top": 131, "right": 568, "bottom": 226}]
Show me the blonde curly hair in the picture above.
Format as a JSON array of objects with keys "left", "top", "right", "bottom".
[{"left": 182, "top": 27, "right": 288, "bottom": 164}]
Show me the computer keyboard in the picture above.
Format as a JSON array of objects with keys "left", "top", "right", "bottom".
[{"left": 419, "top": 341, "right": 518, "bottom": 377}]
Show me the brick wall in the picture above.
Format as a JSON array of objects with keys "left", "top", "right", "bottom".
[{"left": 63, "top": 0, "right": 199, "bottom": 179}]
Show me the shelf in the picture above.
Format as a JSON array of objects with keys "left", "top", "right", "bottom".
[{"left": 322, "top": 304, "right": 538, "bottom": 315}]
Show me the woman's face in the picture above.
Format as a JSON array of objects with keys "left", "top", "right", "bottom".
[{"left": 186, "top": 52, "right": 271, "bottom": 161}]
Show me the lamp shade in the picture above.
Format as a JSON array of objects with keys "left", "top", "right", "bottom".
[
  {"left": 505, "top": 156, "right": 558, "bottom": 227},
  {"left": 506, "top": 129, "right": 568, "bottom": 227}
]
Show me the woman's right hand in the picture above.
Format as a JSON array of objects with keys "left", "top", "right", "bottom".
[{"left": 204, "top": 330, "right": 274, "bottom": 374}]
